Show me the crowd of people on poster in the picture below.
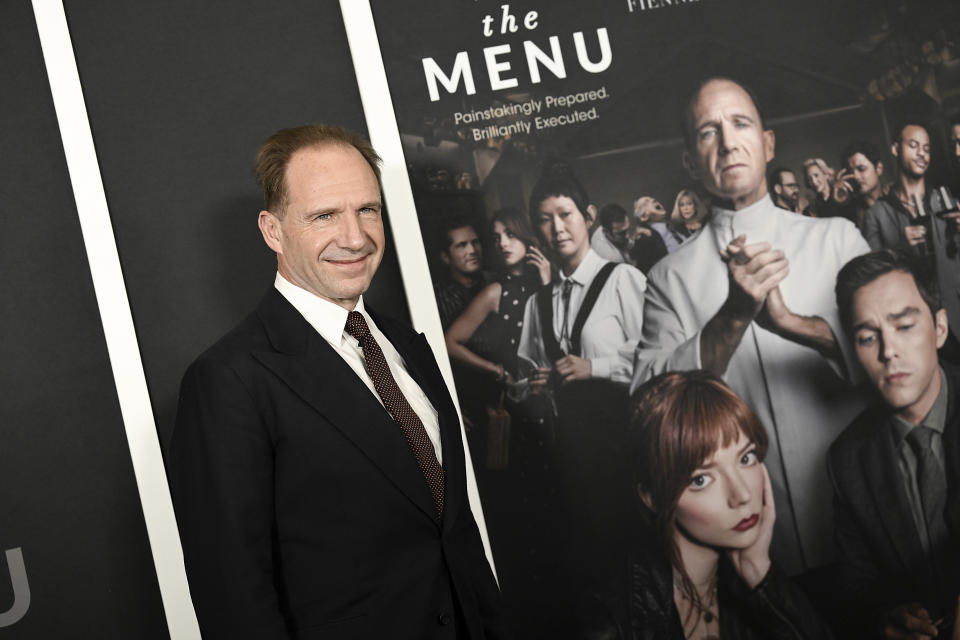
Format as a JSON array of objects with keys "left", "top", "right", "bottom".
[{"left": 380, "top": 1, "right": 960, "bottom": 637}]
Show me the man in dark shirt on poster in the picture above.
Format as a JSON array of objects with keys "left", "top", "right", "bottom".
[
  {"left": 863, "top": 120, "right": 960, "bottom": 349},
  {"left": 167, "top": 125, "right": 505, "bottom": 639},
  {"left": 830, "top": 248, "right": 960, "bottom": 639},
  {"left": 769, "top": 166, "right": 806, "bottom": 214},
  {"left": 435, "top": 216, "right": 488, "bottom": 330},
  {"left": 833, "top": 140, "right": 887, "bottom": 230}
]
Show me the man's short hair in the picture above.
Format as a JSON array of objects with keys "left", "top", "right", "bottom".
[
  {"left": 254, "top": 125, "right": 382, "bottom": 216},
  {"left": 599, "top": 203, "right": 630, "bottom": 231},
  {"left": 835, "top": 248, "right": 941, "bottom": 333},
  {"left": 767, "top": 166, "right": 792, "bottom": 196},
  {"left": 840, "top": 140, "right": 884, "bottom": 168},
  {"left": 437, "top": 213, "right": 479, "bottom": 255},
  {"left": 680, "top": 76, "right": 766, "bottom": 150},
  {"left": 892, "top": 117, "right": 930, "bottom": 142}
]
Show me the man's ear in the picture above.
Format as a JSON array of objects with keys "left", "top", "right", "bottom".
[
  {"left": 258, "top": 210, "right": 283, "bottom": 254},
  {"left": 440, "top": 251, "right": 451, "bottom": 266},
  {"left": 682, "top": 150, "right": 699, "bottom": 181},
  {"left": 876, "top": 161, "right": 884, "bottom": 177},
  {"left": 585, "top": 204, "right": 598, "bottom": 227},
  {"left": 891, "top": 142, "right": 900, "bottom": 159},
  {"left": 935, "top": 308, "right": 949, "bottom": 349},
  {"left": 773, "top": 183, "right": 783, "bottom": 196},
  {"left": 763, "top": 129, "right": 776, "bottom": 163}
]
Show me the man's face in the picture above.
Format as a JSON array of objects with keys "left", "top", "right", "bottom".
[
  {"left": 951, "top": 124, "right": 960, "bottom": 162},
  {"left": 775, "top": 171, "right": 800, "bottom": 208},
  {"left": 442, "top": 226, "right": 482, "bottom": 277},
  {"left": 684, "top": 79, "right": 775, "bottom": 210},
  {"left": 258, "top": 144, "right": 384, "bottom": 310},
  {"left": 846, "top": 153, "right": 882, "bottom": 195},
  {"left": 893, "top": 125, "right": 931, "bottom": 179},
  {"left": 850, "top": 270, "right": 948, "bottom": 424},
  {"left": 607, "top": 217, "right": 633, "bottom": 250}
]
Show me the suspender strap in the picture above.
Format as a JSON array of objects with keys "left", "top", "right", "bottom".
[
  {"left": 536, "top": 283, "right": 564, "bottom": 363},
  {"left": 571, "top": 262, "right": 617, "bottom": 356},
  {"left": 536, "top": 261, "right": 618, "bottom": 360}
]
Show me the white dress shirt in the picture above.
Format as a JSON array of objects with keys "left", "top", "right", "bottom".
[
  {"left": 633, "top": 195, "right": 870, "bottom": 572},
  {"left": 518, "top": 249, "right": 646, "bottom": 383},
  {"left": 274, "top": 273, "right": 442, "bottom": 464}
]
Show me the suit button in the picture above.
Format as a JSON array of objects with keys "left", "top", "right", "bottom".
[{"left": 438, "top": 612, "right": 452, "bottom": 626}]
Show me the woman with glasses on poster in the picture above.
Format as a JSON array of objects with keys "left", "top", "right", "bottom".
[
  {"left": 516, "top": 160, "right": 647, "bottom": 590},
  {"left": 584, "top": 370, "right": 834, "bottom": 640}
]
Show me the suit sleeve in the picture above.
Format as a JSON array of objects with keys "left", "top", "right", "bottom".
[
  {"left": 167, "top": 357, "right": 290, "bottom": 639},
  {"left": 826, "top": 448, "right": 891, "bottom": 630}
]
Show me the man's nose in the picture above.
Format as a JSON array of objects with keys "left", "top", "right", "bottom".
[
  {"left": 879, "top": 329, "right": 898, "bottom": 362},
  {"left": 718, "top": 121, "right": 738, "bottom": 155},
  {"left": 337, "top": 213, "right": 366, "bottom": 249}
]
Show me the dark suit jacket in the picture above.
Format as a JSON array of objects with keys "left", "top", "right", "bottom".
[
  {"left": 167, "top": 288, "right": 505, "bottom": 639},
  {"left": 827, "top": 361, "right": 960, "bottom": 632}
]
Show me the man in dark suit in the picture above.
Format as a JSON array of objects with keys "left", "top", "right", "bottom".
[
  {"left": 830, "top": 248, "right": 959, "bottom": 638},
  {"left": 167, "top": 125, "right": 505, "bottom": 639}
]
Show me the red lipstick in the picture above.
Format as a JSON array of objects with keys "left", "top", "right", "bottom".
[{"left": 734, "top": 514, "right": 759, "bottom": 532}]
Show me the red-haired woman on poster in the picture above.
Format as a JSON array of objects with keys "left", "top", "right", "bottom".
[{"left": 583, "top": 370, "right": 835, "bottom": 640}]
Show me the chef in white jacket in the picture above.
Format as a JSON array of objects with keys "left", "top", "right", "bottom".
[{"left": 633, "top": 77, "right": 870, "bottom": 574}]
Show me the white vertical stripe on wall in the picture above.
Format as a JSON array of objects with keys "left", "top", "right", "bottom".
[
  {"left": 30, "top": 1, "right": 201, "bottom": 637},
  {"left": 339, "top": 0, "right": 498, "bottom": 579}
]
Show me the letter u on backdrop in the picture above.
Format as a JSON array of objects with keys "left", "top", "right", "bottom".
[{"left": 0, "top": 548, "right": 30, "bottom": 628}]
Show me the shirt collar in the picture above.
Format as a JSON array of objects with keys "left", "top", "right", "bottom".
[
  {"left": 273, "top": 272, "right": 365, "bottom": 346},
  {"left": 709, "top": 194, "right": 779, "bottom": 250},
  {"left": 559, "top": 248, "right": 603, "bottom": 289}
]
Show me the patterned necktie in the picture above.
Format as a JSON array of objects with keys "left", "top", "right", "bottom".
[
  {"left": 559, "top": 279, "right": 575, "bottom": 352},
  {"left": 345, "top": 311, "right": 445, "bottom": 519},
  {"left": 906, "top": 425, "right": 950, "bottom": 605}
]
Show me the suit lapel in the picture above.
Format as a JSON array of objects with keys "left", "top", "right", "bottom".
[
  {"left": 860, "top": 418, "right": 927, "bottom": 573},
  {"left": 941, "top": 363, "right": 960, "bottom": 537},
  {"left": 372, "top": 310, "right": 467, "bottom": 532},
  {"left": 252, "top": 290, "right": 439, "bottom": 524}
]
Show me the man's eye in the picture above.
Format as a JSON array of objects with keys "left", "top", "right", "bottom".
[
  {"left": 314, "top": 213, "right": 332, "bottom": 221},
  {"left": 699, "top": 128, "right": 717, "bottom": 140},
  {"left": 856, "top": 334, "right": 876, "bottom": 346},
  {"left": 896, "top": 324, "right": 914, "bottom": 332}
]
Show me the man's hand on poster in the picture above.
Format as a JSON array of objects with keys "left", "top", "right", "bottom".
[
  {"left": 528, "top": 367, "right": 552, "bottom": 394},
  {"left": 833, "top": 168, "right": 856, "bottom": 204},
  {"left": 882, "top": 602, "right": 939, "bottom": 639},
  {"left": 943, "top": 211, "right": 960, "bottom": 234},
  {"left": 720, "top": 234, "right": 789, "bottom": 322},
  {"left": 755, "top": 286, "right": 794, "bottom": 335},
  {"left": 904, "top": 225, "right": 928, "bottom": 246},
  {"left": 553, "top": 355, "right": 591, "bottom": 383},
  {"left": 525, "top": 246, "right": 553, "bottom": 285}
]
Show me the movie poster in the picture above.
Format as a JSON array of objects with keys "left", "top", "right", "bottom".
[{"left": 369, "top": 1, "right": 960, "bottom": 636}]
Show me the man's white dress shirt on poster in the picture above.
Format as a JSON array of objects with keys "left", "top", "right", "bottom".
[
  {"left": 518, "top": 249, "right": 646, "bottom": 384},
  {"left": 275, "top": 273, "right": 442, "bottom": 464},
  {"left": 633, "top": 196, "right": 870, "bottom": 573}
]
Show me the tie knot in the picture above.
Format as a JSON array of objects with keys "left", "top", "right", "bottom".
[
  {"left": 562, "top": 279, "right": 575, "bottom": 299},
  {"left": 907, "top": 425, "right": 937, "bottom": 454},
  {"left": 345, "top": 311, "right": 371, "bottom": 343}
]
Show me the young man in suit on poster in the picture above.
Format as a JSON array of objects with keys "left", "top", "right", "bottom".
[
  {"left": 167, "top": 125, "right": 505, "bottom": 639},
  {"left": 830, "top": 248, "right": 960, "bottom": 639}
]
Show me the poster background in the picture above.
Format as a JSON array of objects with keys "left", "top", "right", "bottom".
[{"left": 370, "top": 0, "right": 960, "bottom": 636}]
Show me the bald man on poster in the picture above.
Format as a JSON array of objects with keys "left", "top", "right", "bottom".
[
  {"left": 167, "top": 125, "right": 505, "bottom": 639},
  {"left": 633, "top": 78, "right": 870, "bottom": 575}
]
